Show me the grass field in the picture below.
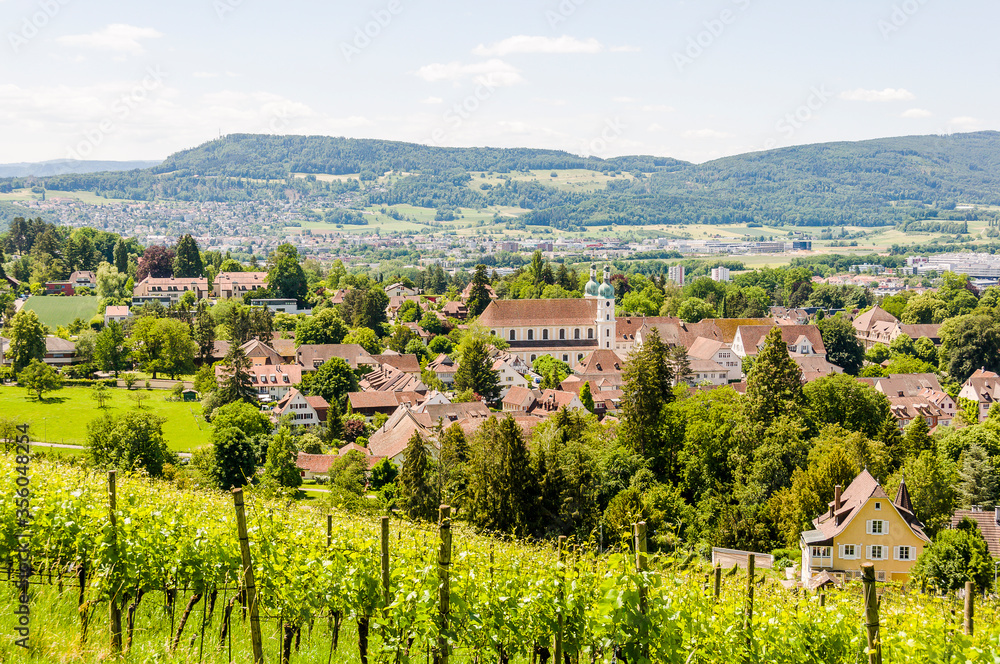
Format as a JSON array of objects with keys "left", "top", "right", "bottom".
[
  {"left": 1, "top": 385, "right": 212, "bottom": 452},
  {"left": 0, "top": 187, "right": 133, "bottom": 204},
  {"left": 23, "top": 295, "right": 99, "bottom": 328}
]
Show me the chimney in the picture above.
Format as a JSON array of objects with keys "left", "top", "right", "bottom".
[{"left": 834, "top": 485, "right": 842, "bottom": 512}]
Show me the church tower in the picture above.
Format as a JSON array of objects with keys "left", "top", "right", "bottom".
[{"left": 595, "top": 265, "right": 615, "bottom": 349}]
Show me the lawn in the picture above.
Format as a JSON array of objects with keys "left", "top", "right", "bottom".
[
  {"left": 23, "top": 295, "right": 100, "bottom": 328},
  {"left": 0, "top": 385, "right": 212, "bottom": 452}
]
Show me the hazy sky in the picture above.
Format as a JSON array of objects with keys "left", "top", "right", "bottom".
[{"left": 1, "top": 0, "right": 994, "bottom": 164}]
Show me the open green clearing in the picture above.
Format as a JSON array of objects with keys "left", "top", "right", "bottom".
[
  {"left": 23, "top": 295, "right": 99, "bottom": 328},
  {"left": 0, "top": 187, "right": 134, "bottom": 205},
  {"left": 1, "top": 385, "right": 211, "bottom": 452}
]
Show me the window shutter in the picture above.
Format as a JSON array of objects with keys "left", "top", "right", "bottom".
[
  {"left": 866, "top": 520, "right": 872, "bottom": 535},
  {"left": 866, "top": 545, "right": 872, "bottom": 560},
  {"left": 893, "top": 546, "right": 900, "bottom": 561},
  {"left": 838, "top": 544, "right": 845, "bottom": 559}
]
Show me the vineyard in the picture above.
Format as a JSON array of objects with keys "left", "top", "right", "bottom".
[{"left": 2, "top": 453, "right": 1000, "bottom": 664}]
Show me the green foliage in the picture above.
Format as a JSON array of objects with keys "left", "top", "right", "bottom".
[
  {"left": 676, "top": 296, "right": 715, "bottom": 323},
  {"left": 7, "top": 309, "right": 46, "bottom": 373},
  {"left": 295, "top": 308, "right": 347, "bottom": 346},
  {"left": 913, "top": 518, "right": 994, "bottom": 592},
  {"left": 466, "top": 264, "right": 492, "bottom": 317},
  {"left": 898, "top": 450, "right": 958, "bottom": 536},
  {"left": 743, "top": 327, "right": 804, "bottom": 430},
  {"left": 215, "top": 344, "right": 257, "bottom": 409},
  {"left": 86, "top": 409, "right": 171, "bottom": 476},
  {"left": 453, "top": 334, "right": 499, "bottom": 400},
  {"left": 172, "top": 234, "right": 204, "bottom": 278},
  {"left": 938, "top": 314, "right": 1000, "bottom": 383},
  {"left": 620, "top": 328, "right": 675, "bottom": 474},
  {"left": 468, "top": 414, "right": 537, "bottom": 535},
  {"left": 263, "top": 425, "right": 302, "bottom": 490},
  {"left": 370, "top": 457, "right": 398, "bottom": 490},
  {"left": 817, "top": 315, "right": 864, "bottom": 375},
  {"left": 208, "top": 425, "right": 257, "bottom": 490},
  {"left": 803, "top": 374, "right": 890, "bottom": 439},
  {"left": 266, "top": 243, "right": 307, "bottom": 303},
  {"left": 398, "top": 431, "right": 437, "bottom": 521},
  {"left": 327, "top": 450, "right": 369, "bottom": 510},
  {"left": 580, "top": 381, "right": 594, "bottom": 413},
  {"left": 18, "top": 359, "right": 62, "bottom": 400},
  {"left": 129, "top": 316, "right": 195, "bottom": 379},
  {"left": 343, "top": 327, "right": 383, "bottom": 355}
]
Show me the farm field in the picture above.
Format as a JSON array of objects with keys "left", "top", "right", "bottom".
[
  {"left": 0, "top": 188, "right": 133, "bottom": 205},
  {"left": 22, "top": 295, "right": 99, "bottom": 328},
  {"left": 0, "top": 385, "right": 211, "bottom": 452}
]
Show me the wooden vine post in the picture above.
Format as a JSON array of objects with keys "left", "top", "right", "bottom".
[
  {"left": 634, "top": 522, "right": 648, "bottom": 659},
  {"left": 744, "top": 553, "right": 755, "bottom": 650},
  {"left": 964, "top": 581, "right": 974, "bottom": 636},
  {"left": 554, "top": 536, "right": 566, "bottom": 664},
  {"left": 108, "top": 470, "right": 122, "bottom": 656},
  {"left": 861, "top": 563, "right": 882, "bottom": 664},
  {"left": 713, "top": 564, "right": 722, "bottom": 601},
  {"left": 381, "top": 517, "right": 391, "bottom": 608},
  {"left": 233, "top": 488, "right": 264, "bottom": 664},
  {"left": 438, "top": 505, "right": 452, "bottom": 664},
  {"left": 326, "top": 513, "right": 332, "bottom": 549}
]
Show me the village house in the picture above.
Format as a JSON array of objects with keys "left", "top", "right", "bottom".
[
  {"left": 132, "top": 276, "right": 209, "bottom": 304},
  {"left": 103, "top": 305, "right": 130, "bottom": 326},
  {"left": 296, "top": 344, "right": 376, "bottom": 371},
  {"left": 271, "top": 388, "right": 329, "bottom": 427},
  {"left": 800, "top": 471, "right": 929, "bottom": 584},
  {"left": 958, "top": 369, "right": 1000, "bottom": 422},
  {"left": 213, "top": 271, "right": 268, "bottom": 299}
]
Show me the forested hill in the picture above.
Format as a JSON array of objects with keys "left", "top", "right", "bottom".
[
  {"left": 8, "top": 131, "right": 1000, "bottom": 228},
  {"left": 152, "top": 134, "right": 688, "bottom": 179}
]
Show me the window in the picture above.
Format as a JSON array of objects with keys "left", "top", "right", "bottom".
[
  {"left": 876, "top": 571, "right": 887, "bottom": 582},
  {"left": 588, "top": 329, "right": 594, "bottom": 339},
  {"left": 574, "top": 329, "right": 580, "bottom": 340},
  {"left": 867, "top": 545, "right": 886, "bottom": 560},
  {"left": 509, "top": 330, "right": 516, "bottom": 341},
  {"left": 530, "top": 354, "right": 537, "bottom": 362},
  {"left": 542, "top": 329, "right": 549, "bottom": 340},
  {"left": 559, "top": 329, "right": 566, "bottom": 340},
  {"left": 867, "top": 520, "right": 885, "bottom": 535},
  {"left": 562, "top": 354, "right": 568, "bottom": 362},
  {"left": 527, "top": 329, "right": 534, "bottom": 340},
  {"left": 841, "top": 544, "right": 857, "bottom": 559},
  {"left": 874, "top": 502, "right": 881, "bottom": 511},
  {"left": 896, "top": 546, "right": 912, "bottom": 561},
  {"left": 606, "top": 314, "right": 610, "bottom": 321},
  {"left": 605, "top": 329, "right": 610, "bottom": 337},
  {"left": 811, "top": 546, "right": 832, "bottom": 558}
]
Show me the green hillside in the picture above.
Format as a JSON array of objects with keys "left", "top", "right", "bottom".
[
  {"left": 23, "top": 295, "right": 99, "bottom": 328},
  {"left": 9, "top": 131, "right": 1000, "bottom": 228}
]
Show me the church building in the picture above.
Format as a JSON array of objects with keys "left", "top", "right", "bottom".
[{"left": 478, "top": 265, "right": 617, "bottom": 365}]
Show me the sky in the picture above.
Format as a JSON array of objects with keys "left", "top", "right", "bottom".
[{"left": 0, "top": 0, "right": 996, "bottom": 165}]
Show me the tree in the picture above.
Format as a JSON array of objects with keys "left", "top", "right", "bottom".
[
  {"left": 913, "top": 518, "right": 994, "bottom": 592},
  {"left": 263, "top": 425, "right": 302, "bottom": 490},
  {"left": 7, "top": 309, "right": 46, "bottom": 373},
  {"left": 194, "top": 303, "right": 216, "bottom": 364},
  {"left": 901, "top": 450, "right": 957, "bottom": 536},
  {"left": 328, "top": 450, "right": 369, "bottom": 510},
  {"left": 744, "top": 327, "right": 804, "bottom": 430},
  {"left": 209, "top": 425, "right": 257, "bottom": 490},
  {"left": 95, "top": 320, "right": 128, "bottom": 376},
  {"left": 958, "top": 443, "right": 998, "bottom": 508},
  {"left": 343, "top": 327, "right": 383, "bottom": 355},
  {"left": 295, "top": 308, "right": 347, "bottom": 346},
  {"left": 466, "top": 264, "right": 492, "bottom": 317},
  {"left": 91, "top": 382, "right": 110, "bottom": 409},
  {"left": 677, "top": 297, "right": 716, "bottom": 323},
  {"left": 96, "top": 263, "right": 129, "bottom": 301},
  {"left": 370, "top": 457, "right": 398, "bottom": 490},
  {"left": 903, "top": 415, "right": 933, "bottom": 458},
  {"left": 467, "top": 415, "right": 537, "bottom": 535},
  {"left": 803, "top": 374, "right": 891, "bottom": 439},
  {"left": 580, "top": 381, "right": 595, "bottom": 413},
  {"left": 86, "top": 410, "right": 171, "bottom": 477},
  {"left": 113, "top": 238, "right": 129, "bottom": 274},
  {"left": 216, "top": 345, "right": 257, "bottom": 407},
  {"left": 136, "top": 245, "right": 175, "bottom": 281},
  {"left": 938, "top": 314, "right": 1000, "bottom": 383},
  {"left": 212, "top": 400, "right": 273, "bottom": 438},
  {"left": 453, "top": 335, "right": 499, "bottom": 400},
  {"left": 300, "top": 357, "right": 357, "bottom": 431},
  {"left": 398, "top": 431, "right": 437, "bottom": 520},
  {"left": 818, "top": 315, "right": 864, "bottom": 375},
  {"left": 620, "top": 327, "right": 675, "bottom": 471},
  {"left": 129, "top": 317, "right": 195, "bottom": 379},
  {"left": 266, "top": 243, "right": 308, "bottom": 303},
  {"left": 19, "top": 359, "right": 62, "bottom": 400},
  {"left": 173, "top": 234, "right": 204, "bottom": 278}
]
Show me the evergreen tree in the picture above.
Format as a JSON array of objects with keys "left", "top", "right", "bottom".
[
  {"left": 467, "top": 264, "right": 492, "bottom": 317},
  {"left": 903, "top": 415, "right": 933, "bottom": 458},
  {"left": 194, "top": 302, "right": 216, "bottom": 364},
  {"left": 113, "top": 238, "right": 129, "bottom": 274},
  {"left": 818, "top": 315, "right": 865, "bottom": 375},
  {"left": 879, "top": 410, "right": 904, "bottom": 462},
  {"left": 438, "top": 422, "right": 471, "bottom": 509},
  {"left": 217, "top": 345, "right": 257, "bottom": 406},
  {"left": 266, "top": 243, "right": 308, "bottom": 304},
  {"left": 263, "top": 425, "right": 302, "bottom": 490},
  {"left": 173, "top": 234, "right": 204, "bottom": 278},
  {"left": 744, "top": 327, "right": 805, "bottom": 429},
  {"left": 398, "top": 431, "right": 437, "bottom": 521},
  {"left": 468, "top": 415, "right": 537, "bottom": 535},
  {"left": 580, "top": 381, "right": 595, "bottom": 413},
  {"left": 958, "top": 443, "right": 998, "bottom": 507},
  {"left": 619, "top": 327, "right": 675, "bottom": 471},
  {"left": 453, "top": 336, "right": 500, "bottom": 400}
]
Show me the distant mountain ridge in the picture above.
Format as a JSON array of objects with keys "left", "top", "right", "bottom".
[
  {"left": 6, "top": 131, "right": 1000, "bottom": 229},
  {"left": 0, "top": 159, "right": 161, "bottom": 178}
]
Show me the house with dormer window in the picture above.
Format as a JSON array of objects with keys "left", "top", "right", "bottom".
[{"left": 800, "top": 470, "right": 930, "bottom": 584}]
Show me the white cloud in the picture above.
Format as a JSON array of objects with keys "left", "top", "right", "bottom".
[
  {"left": 416, "top": 59, "right": 522, "bottom": 86},
  {"left": 839, "top": 87, "right": 915, "bottom": 102},
  {"left": 647, "top": 123, "right": 665, "bottom": 132},
  {"left": 609, "top": 45, "right": 641, "bottom": 53},
  {"left": 419, "top": 96, "right": 443, "bottom": 104},
  {"left": 472, "top": 35, "right": 603, "bottom": 56},
  {"left": 949, "top": 116, "right": 982, "bottom": 131},
  {"left": 56, "top": 24, "right": 162, "bottom": 55},
  {"left": 683, "top": 129, "right": 731, "bottom": 139},
  {"left": 901, "top": 108, "right": 932, "bottom": 118},
  {"left": 641, "top": 104, "right": 674, "bottom": 113}
]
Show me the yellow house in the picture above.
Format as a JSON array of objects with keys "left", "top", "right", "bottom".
[{"left": 800, "top": 469, "right": 930, "bottom": 584}]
